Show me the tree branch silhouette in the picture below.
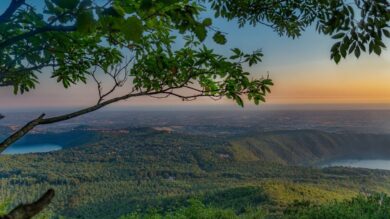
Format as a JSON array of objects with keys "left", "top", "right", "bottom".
[
  {"left": 0, "top": 189, "right": 54, "bottom": 219},
  {"left": 0, "top": 0, "right": 24, "bottom": 24}
]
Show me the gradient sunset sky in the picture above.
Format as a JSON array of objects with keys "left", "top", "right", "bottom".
[{"left": 1, "top": 1, "right": 390, "bottom": 110}]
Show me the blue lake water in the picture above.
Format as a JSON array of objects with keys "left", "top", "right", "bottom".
[
  {"left": 2, "top": 144, "right": 62, "bottom": 155},
  {"left": 324, "top": 160, "right": 390, "bottom": 170}
]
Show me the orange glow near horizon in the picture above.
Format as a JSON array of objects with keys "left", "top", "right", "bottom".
[
  {"left": 263, "top": 53, "right": 390, "bottom": 105},
  {"left": 1, "top": 40, "right": 390, "bottom": 109}
]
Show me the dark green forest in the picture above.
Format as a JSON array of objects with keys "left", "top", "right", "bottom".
[
  {"left": 120, "top": 193, "right": 390, "bottom": 219},
  {"left": 2, "top": 128, "right": 390, "bottom": 218}
]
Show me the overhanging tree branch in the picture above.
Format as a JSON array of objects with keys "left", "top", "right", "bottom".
[
  {"left": 0, "top": 74, "right": 242, "bottom": 153},
  {"left": 161, "top": 90, "right": 223, "bottom": 101},
  {"left": 0, "top": 85, "right": 191, "bottom": 152},
  {"left": 0, "top": 25, "right": 76, "bottom": 50},
  {"left": 0, "top": 0, "right": 25, "bottom": 24},
  {"left": 93, "top": 59, "right": 132, "bottom": 104}
]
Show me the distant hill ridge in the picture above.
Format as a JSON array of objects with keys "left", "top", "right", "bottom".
[
  {"left": 229, "top": 130, "right": 390, "bottom": 165},
  {"left": 4, "top": 127, "right": 390, "bottom": 166}
]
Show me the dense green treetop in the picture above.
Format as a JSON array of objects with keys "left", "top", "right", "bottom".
[
  {"left": 0, "top": 0, "right": 271, "bottom": 108},
  {"left": 209, "top": 0, "right": 389, "bottom": 63}
]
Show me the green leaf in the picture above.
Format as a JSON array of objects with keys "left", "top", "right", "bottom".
[
  {"left": 354, "top": 46, "right": 360, "bottom": 58},
  {"left": 76, "top": 10, "right": 95, "bottom": 33},
  {"left": 103, "top": 7, "right": 124, "bottom": 17},
  {"left": 112, "top": 5, "right": 125, "bottom": 17},
  {"left": 235, "top": 96, "right": 244, "bottom": 107},
  {"left": 202, "top": 18, "right": 212, "bottom": 27},
  {"left": 194, "top": 25, "right": 207, "bottom": 42},
  {"left": 373, "top": 44, "right": 381, "bottom": 55},
  {"left": 263, "top": 79, "right": 273, "bottom": 86},
  {"left": 122, "top": 16, "right": 144, "bottom": 42},
  {"left": 332, "top": 32, "right": 345, "bottom": 39},
  {"left": 369, "top": 41, "right": 374, "bottom": 54},
  {"left": 340, "top": 46, "right": 347, "bottom": 58},
  {"left": 348, "top": 42, "right": 356, "bottom": 54},
  {"left": 213, "top": 32, "right": 227, "bottom": 45},
  {"left": 45, "top": 0, "right": 56, "bottom": 12},
  {"left": 331, "top": 42, "right": 341, "bottom": 52},
  {"left": 333, "top": 53, "right": 341, "bottom": 64},
  {"left": 13, "top": 85, "right": 18, "bottom": 94},
  {"left": 384, "top": 29, "right": 390, "bottom": 38}
]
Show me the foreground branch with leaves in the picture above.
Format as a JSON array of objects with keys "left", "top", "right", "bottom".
[{"left": 0, "top": 0, "right": 274, "bottom": 152}]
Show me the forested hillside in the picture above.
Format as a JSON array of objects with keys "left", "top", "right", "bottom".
[
  {"left": 1, "top": 128, "right": 390, "bottom": 218},
  {"left": 231, "top": 130, "right": 390, "bottom": 165}
]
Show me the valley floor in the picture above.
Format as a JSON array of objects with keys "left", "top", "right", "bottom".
[{"left": 1, "top": 128, "right": 390, "bottom": 218}]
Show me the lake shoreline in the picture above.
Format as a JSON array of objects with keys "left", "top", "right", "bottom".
[
  {"left": 2, "top": 144, "right": 62, "bottom": 155},
  {"left": 322, "top": 159, "right": 390, "bottom": 171}
]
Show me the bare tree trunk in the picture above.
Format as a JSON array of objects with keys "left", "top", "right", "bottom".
[{"left": 0, "top": 189, "right": 54, "bottom": 219}]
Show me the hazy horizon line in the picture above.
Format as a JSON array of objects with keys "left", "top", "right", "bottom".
[{"left": 4, "top": 103, "right": 390, "bottom": 113}]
